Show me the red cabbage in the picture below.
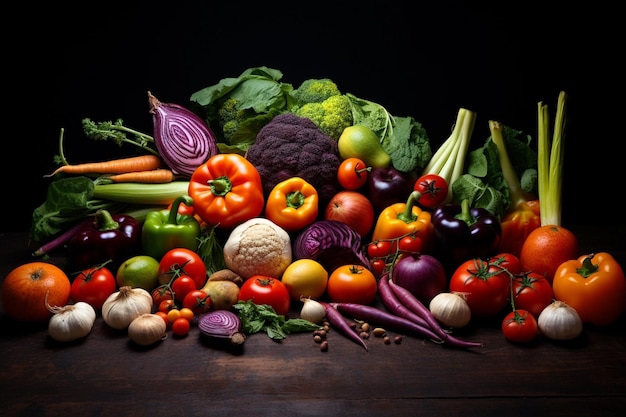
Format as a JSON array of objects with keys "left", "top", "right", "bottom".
[
  {"left": 148, "top": 91, "right": 218, "bottom": 177},
  {"left": 293, "top": 220, "right": 371, "bottom": 273}
]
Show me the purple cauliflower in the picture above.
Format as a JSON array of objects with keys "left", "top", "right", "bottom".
[{"left": 246, "top": 113, "right": 341, "bottom": 207}]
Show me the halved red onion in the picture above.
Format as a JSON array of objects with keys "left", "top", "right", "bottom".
[
  {"left": 197, "top": 310, "right": 246, "bottom": 346},
  {"left": 148, "top": 91, "right": 218, "bottom": 177}
]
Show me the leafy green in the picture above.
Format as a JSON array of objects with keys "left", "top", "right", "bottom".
[
  {"left": 233, "top": 300, "right": 320, "bottom": 341},
  {"left": 383, "top": 115, "right": 432, "bottom": 172}
]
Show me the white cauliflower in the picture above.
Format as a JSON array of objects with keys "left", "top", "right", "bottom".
[{"left": 223, "top": 218, "right": 292, "bottom": 280}]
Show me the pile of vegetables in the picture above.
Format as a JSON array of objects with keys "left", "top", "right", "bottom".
[{"left": 16, "top": 66, "right": 626, "bottom": 354}]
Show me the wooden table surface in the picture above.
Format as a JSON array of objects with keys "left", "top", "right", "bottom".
[{"left": 1, "top": 224, "right": 625, "bottom": 417}]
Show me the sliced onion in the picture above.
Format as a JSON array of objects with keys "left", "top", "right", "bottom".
[
  {"left": 148, "top": 91, "right": 218, "bottom": 177},
  {"left": 198, "top": 310, "right": 246, "bottom": 346}
]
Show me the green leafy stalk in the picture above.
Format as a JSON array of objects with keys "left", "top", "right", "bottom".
[
  {"left": 422, "top": 108, "right": 476, "bottom": 202},
  {"left": 537, "top": 91, "right": 567, "bottom": 226},
  {"left": 82, "top": 118, "right": 161, "bottom": 156}
]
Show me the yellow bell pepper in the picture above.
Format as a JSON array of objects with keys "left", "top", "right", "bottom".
[
  {"left": 371, "top": 191, "right": 431, "bottom": 247},
  {"left": 264, "top": 177, "right": 319, "bottom": 232}
]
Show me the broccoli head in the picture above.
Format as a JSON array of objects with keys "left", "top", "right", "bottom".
[
  {"left": 246, "top": 113, "right": 342, "bottom": 207},
  {"left": 216, "top": 97, "right": 258, "bottom": 142},
  {"left": 290, "top": 78, "right": 342, "bottom": 105},
  {"left": 294, "top": 94, "right": 354, "bottom": 141}
]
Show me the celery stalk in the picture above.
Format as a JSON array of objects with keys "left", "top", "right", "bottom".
[{"left": 537, "top": 91, "right": 567, "bottom": 226}]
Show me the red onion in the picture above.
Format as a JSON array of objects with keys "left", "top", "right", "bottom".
[
  {"left": 197, "top": 310, "right": 246, "bottom": 346},
  {"left": 391, "top": 253, "right": 447, "bottom": 305},
  {"left": 148, "top": 91, "right": 218, "bottom": 177}
]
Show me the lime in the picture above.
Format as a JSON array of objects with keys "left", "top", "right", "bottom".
[{"left": 116, "top": 255, "right": 160, "bottom": 291}]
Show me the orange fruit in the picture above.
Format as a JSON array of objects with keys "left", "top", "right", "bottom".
[
  {"left": 1, "top": 262, "right": 71, "bottom": 322},
  {"left": 519, "top": 225, "right": 579, "bottom": 283}
]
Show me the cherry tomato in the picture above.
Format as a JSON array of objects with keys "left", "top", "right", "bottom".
[
  {"left": 238, "top": 275, "right": 291, "bottom": 316},
  {"left": 398, "top": 234, "right": 423, "bottom": 254},
  {"left": 158, "top": 248, "right": 207, "bottom": 289},
  {"left": 449, "top": 258, "right": 510, "bottom": 318},
  {"left": 70, "top": 263, "right": 117, "bottom": 310},
  {"left": 159, "top": 299, "right": 176, "bottom": 314},
  {"left": 151, "top": 286, "right": 174, "bottom": 307},
  {"left": 370, "top": 259, "right": 387, "bottom": 278},
  {"left": 337, "top": 157, "right": 371, "bottom": 190},
  {"left": 488, "top": 252, "right": 523, "bottom": 276},
  {"left": 179, "top": 307, "right": 195, "bottom": 322},
  {"left": 155, "top": 311, "right": 169, "bottom": 326},
  {"left": 413, "top": 174, "right": 448, "bottom": 208},
  {"left": 172, "top": 317, "right": 191, "bottom": 336},
  {"left": 167, "top": 308, "right": 181, "bottom": 324},
  {"left": 327, "top": 264, "right": 378, "bottom": 305},
  {"left": 367, "top": 240, "right": 392, "bottom": 259},
  {"left": 501, "top": 309, "right": 539, "bottom": 343},
  {"left": 171, "top": 275, "right": 197, "bottom": 303},
  {"left": 512, "top": 272, "right": 554, "bottom": 318},
  {"left": 182, "top": 289, "right": 211, "bottom": 315}
]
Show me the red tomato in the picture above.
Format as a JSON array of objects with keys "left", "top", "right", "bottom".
[
  {"left": 367, "top": 240, "right": 392, "bottom": 259},
  {"left": 327, "top": 264, "right": 378, "bottom": 305},
  {"left": 158, "top": 299, "right": 176, "bottom": 314},
  {"left": 158, "top": 248, "right": 207, "bottom": 289},
  {"left": 449, "top": 258, "right": 510, "bottom": 318},
  {"left": 337, "top": 157, "right": 371, "bottom": 190},
  {"left": 488, "top": 252, "right": 523, "bottom": 276},
  {"left": 70, "top": 264, "right": 117, "bottom": 310},
  {"left": 182, "top": 289, "right": 211, "bottom": 315},
  {"left": 155, "top": 311, "right": 169, "bottom": 326},
  {"left": 501, "top": 309, "right": 539, "bottom": 343},
  {"left": 413, "top": 174, "right": 448, "bottom": 209},
  {"left": 151, "top": 286, "right": 174, "bottom": 307},
  {"left": 171, "top": 275, "right": 197, "bottom": 303},
  {"left": 398, "top": 234, "right": 423, "bottom": 255},
  {"left": 370, "top": 259, "right": 387, "bottom": 278},
  {"left": 512, "top": 272, "right": 554, "bottom": 318},
  {"left": 172, "top": 317, "right": 191, "bottom": 337},
  {"left": 238, "top": 275, "right": 291, "bottom": 316},
  {"left": 324, "top": 190, "right": 375, "bottom": 237}
]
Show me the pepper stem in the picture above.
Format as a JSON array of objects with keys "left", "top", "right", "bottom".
[
  {"left": 208, "top": 176, "right": 233, "bottom": 196},
  {"left": 95, "top": 209, "right": 119, "bottom": 231},
  {"left": 168, "top": 195, "right": 194, "bottom": 225},
  {"left": 286, "top": 191, "right": 305, "bottom": 209},
  {"left": 397, "top": 191, "right": 422, "bottom": 223},
  {"left": 455, "top": 199, "right": 477, "bottom": 227},
  {"left": 576, "top": 253, "right": 598, "bottom": 278}
]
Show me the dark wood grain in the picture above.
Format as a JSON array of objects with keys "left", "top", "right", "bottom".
[{"left": 1, "top": 225, "right": 625, "bottom": 417}]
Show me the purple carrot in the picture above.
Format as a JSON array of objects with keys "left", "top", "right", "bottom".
[
  {"left": 387, "top": 278, "right": 483, "bottom": 349},
  {"left": 332, "top": 302, "right": 444, "bottom": 343},
  {"left": 377, "top": 274, "right": 431, "bottom": 330},
  {"left": 320, "top": 301, "right": 368, "bottom": 351}
]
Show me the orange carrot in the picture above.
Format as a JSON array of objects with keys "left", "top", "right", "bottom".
[
  {"left": 46, "top": 155, "right": 163, "bottom": 177},
  {"left": 105, "top": 169, "right": 176, "bottom": 184}
]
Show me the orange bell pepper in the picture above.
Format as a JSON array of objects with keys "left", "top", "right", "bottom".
[
  {"left": 553, "top": 252, "right": 626, "bottom": 326},
  {"left": 264, "top": 177, "right": 319, "bottom": 232},
  {"left": 371, "top": 191, "right": 431, "bottom": 247},
  {"left": 499, "top": 199, "right": 541, "bottom": 258},
  {"left": 188, "top": 153, "right": 265, "bottom": 229}
]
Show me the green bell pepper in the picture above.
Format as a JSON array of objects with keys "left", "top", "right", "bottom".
[{"left": 141, "top": 195, "right": 201, "bottom": 260}]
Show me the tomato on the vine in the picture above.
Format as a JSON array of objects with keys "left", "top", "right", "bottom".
[
  {"left": 413, "top": 174, "right": 448, "bottom": 208},
  {"left": 151, "top": 286, "right": 174, "bottom": 306},
  {"left": 158, "top": 299, "right": 176, "bottom": 314},
  {"left": 158, "top": 248, "right": 207, "bottom": 289},
  {"left": 327, "top": 264, "right": 378, "bottom": 305},
  {"left": 512, "top": 272, "right": 554, "bottom": 318},
  {"left": 488, "top": 252, "right": 523, "bottom": 276},
  {"left": 370, "top": 259, "right": 387, "bottom": 278},
  {"left": 501, "top": 309, "right": 539, "bottom": 343},
  {"left": 449, "top": 258, "right": 510, "bottom": 318},
  {"left": 171, "top": 275, "right": 197, "bottom": 303},
  {"left": 70, "top": 263, "right": 117, "bottom": 310},
  {"left": 398, "top": 234, "right": 423, "bottom": 254},
  {"left": 367, "top": 240, "right": 391, "bottom": 259},
  {"left": 337, "top": 157, "right": 371, "bottom": 190},
  {"left": 182, "top": 289, "right": 211, "bottom": 315},
  {"left": 238, "top": 275, "right": 291, "bottom": 316}
]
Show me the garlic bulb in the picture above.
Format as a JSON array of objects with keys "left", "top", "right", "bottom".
[
  {"left": 299, "top": 296, "right": 326, "bottom": 324},
  {"left": 102, "top": 286, "right": 153, "bottom": 330},
  {"left": 128, "top": 313, "right": 167, "bottom": 346},
  {"left": 429, "top": 292, "right": 472, "bottom": 328},
  {"left": 538, "top": 300, "right": 583, "bottom": 341},
  {"left": 47, "top": 301, "right": 96, "bottom": 342}
]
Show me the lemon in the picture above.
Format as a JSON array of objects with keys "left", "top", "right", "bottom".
[
  {"left": 116, "top": 255, "right": 161, "bottom": 291},
  {"left": 338, "top": 125, "right": 391, "bottom": 168},
  {"left": 281, "top": 259, "right": 329, "bottom": 302}
]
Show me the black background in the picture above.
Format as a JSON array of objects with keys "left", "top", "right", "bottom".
[{"left": 6, "top": 1, "right": 621, "bottom": 233}]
